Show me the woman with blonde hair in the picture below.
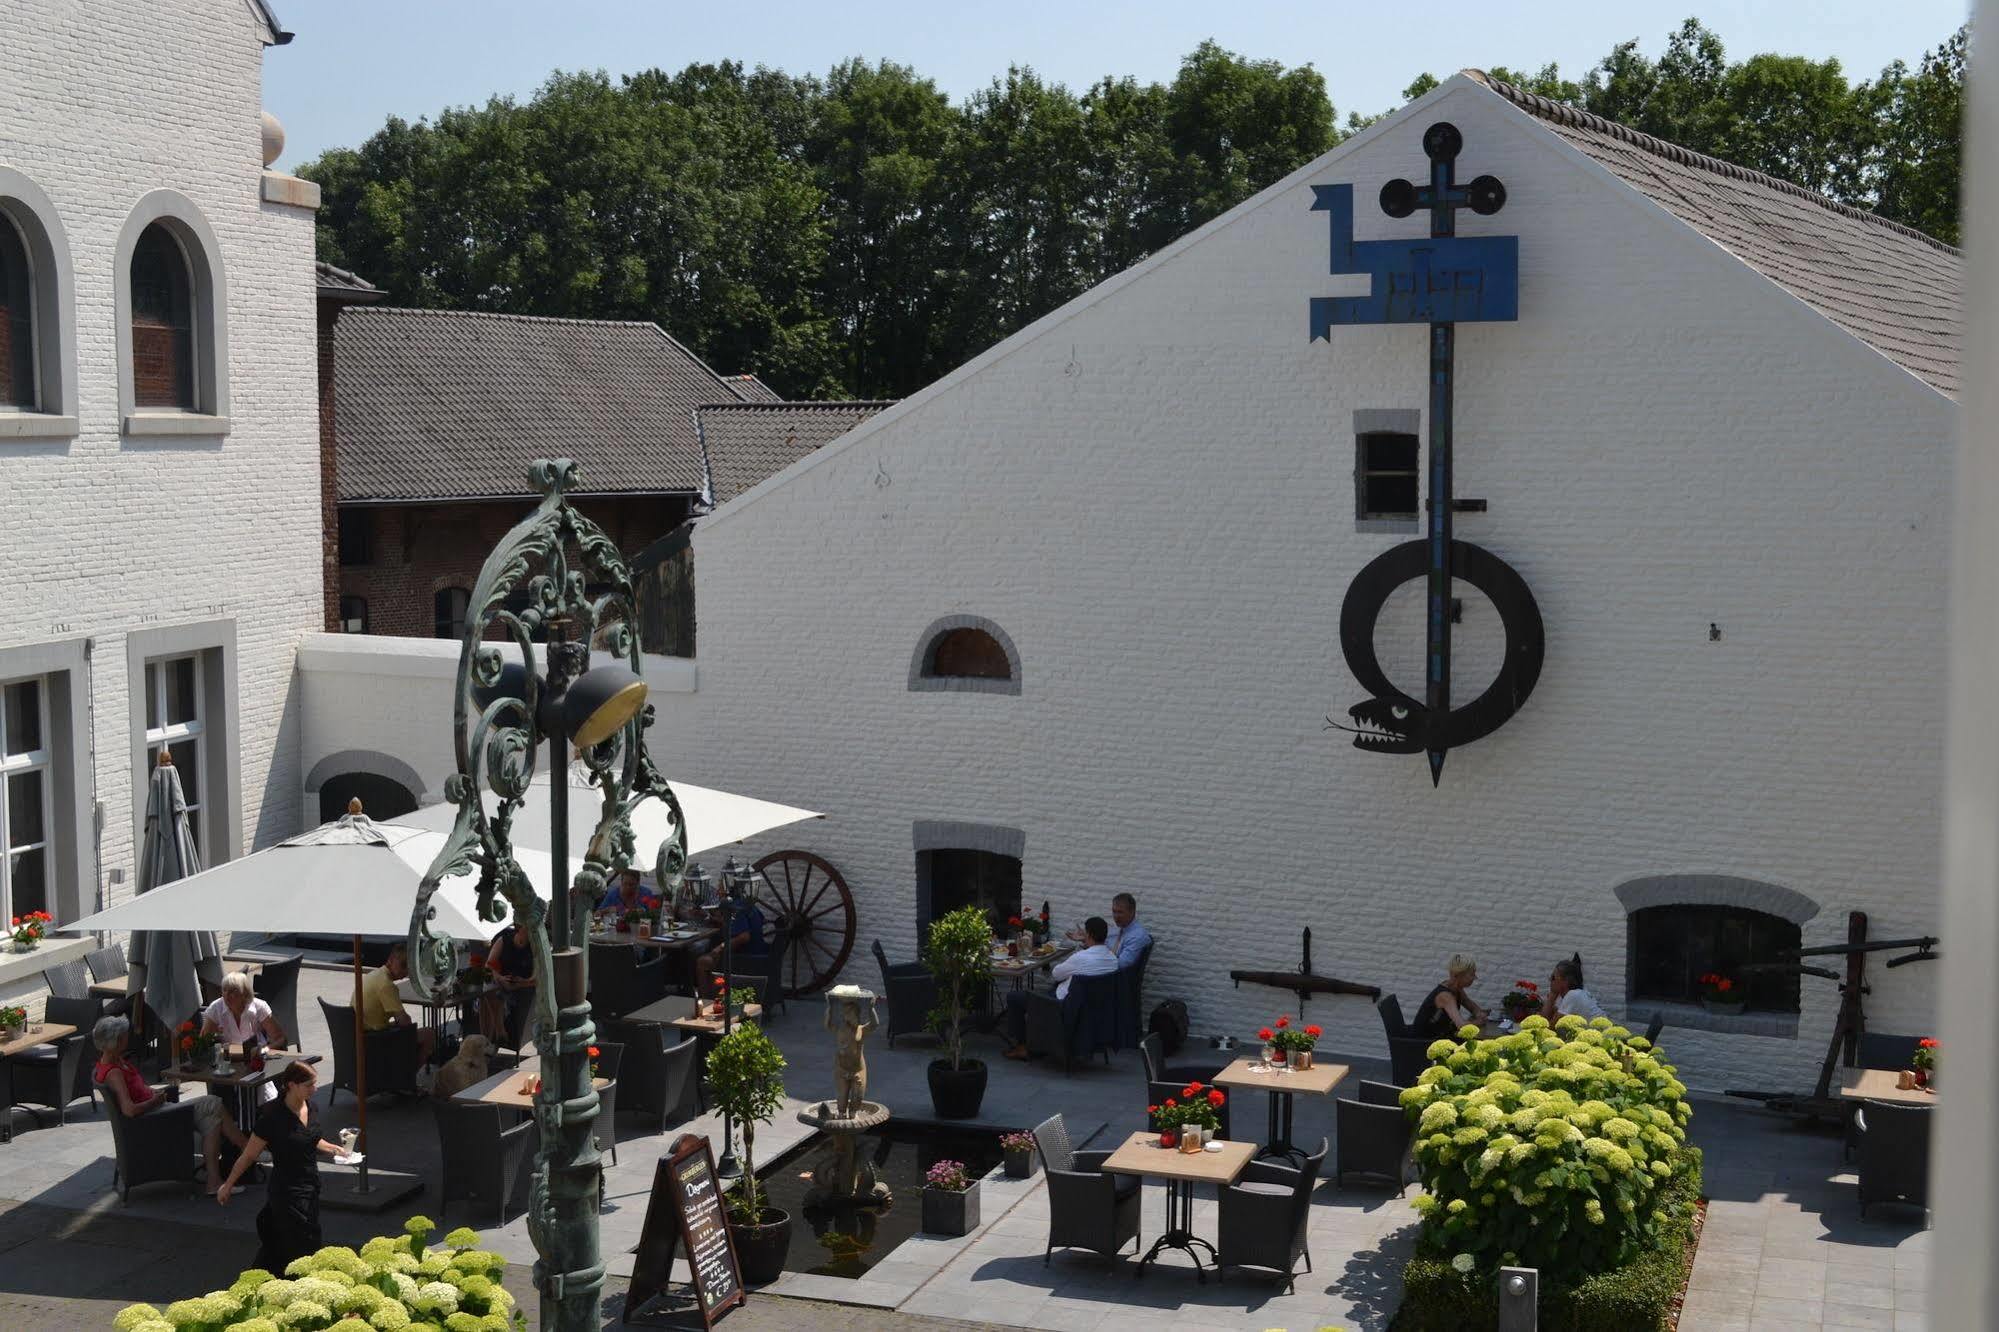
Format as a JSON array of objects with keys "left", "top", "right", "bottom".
[{"left": 1410, "top": 953, "right": 1488, "bottom": 1039}]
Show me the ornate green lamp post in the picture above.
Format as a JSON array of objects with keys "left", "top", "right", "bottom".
[{"left": 405, "top": 459, "right": 690, "bottom": 1332}]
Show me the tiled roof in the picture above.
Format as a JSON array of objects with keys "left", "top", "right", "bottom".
[
  {"left": 333, "top": 307, "right": 725, "bottom": 501},
  {"left": 696, "top": 400, "right": 895, "bottom": 502},
  {"left": 1469, "top": 70, "right": 1962, "bottom": 397},
  {"left": 717, "top": 373, "right": 782, "bottom": 403},
  {"left": 315, "top": 261, "right": 382, "bottom": 302}
]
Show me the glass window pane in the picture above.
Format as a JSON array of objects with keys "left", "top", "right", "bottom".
[
  {"left": 131, "top": 226, "right": 194, "bottom": 410},
  {"left": 1367, "top": 474, "right": 1419, "bottom": 517},
  {"left": 3, "top": 680, "right": 40, "bottom": 756},
  {"left": 145, "top": 663, "right": 160, "bottom": 731},
  {"left": 8, "top": 846, "right": 45, "bottom": 919},
  {"left": 6, "top": 769, "right": 42, "bottom": 850},
  {"left": 0, "top": 212, "right": 35, "bottom": 410},
  {"left": 169, "top": 739, "right": 199, "bottom": 807},
  {"left": 167, "top": 657, "right": 199, "bottom": 726},
  {"left": 185, "top": 808, "right": 201, "bottom": 853}
]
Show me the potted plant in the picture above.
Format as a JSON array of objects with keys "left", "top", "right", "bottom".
[
  {"left": 1151, "top": 1081, "right": 1227, "bottom": 1151},
  {"left": 1912, "top": 1036, "right": 1938, "bottom": 1089},
  {"left": 706, "top": 1024, "right": 792, "bottom": 1284},
  {"left": 9, "top": 910, "right": 50, "bottom": 952},
  {"left": 1698, "top": 972, "right": 1745, "bottom": 1015},
  {"left": 0, "top": 1004, "right": 24, "bottom": 1041},
  {"left": 924, "top": 905, "right": 993, "bottom": 1119},
  {"left": 999, "top": 1129, "right": 1037, "bottom": 1178},
  {"left": 729, "top": 983, "right": 758, "bottom": 1017},
  {"left": 1261, "top": 1015, "right": 1303, "bottom": 1064},
  {"left": 1501, "top": 980, "right": 1541, "bottom": 1022},
  {"left": 921, "top": 1159, "right": 980, "bottom": 1236},
  {"left": 618, "top": 907, "right": 641, "bottom": 934},
  {"left": 1273, "top": 1019, "right": 1323, "bottom": 1069},
  {"left": 177, "top": 1020, "right": 221, "bottom": 1072},
  {"left": 456, "top": 962, "right": 492, "bottom": 999}
]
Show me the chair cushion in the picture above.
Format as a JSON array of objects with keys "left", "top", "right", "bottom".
[{"left": 1235, "top": 1181, "right": 1291, "bottom": 1199}]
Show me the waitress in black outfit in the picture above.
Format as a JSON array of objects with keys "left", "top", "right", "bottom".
[{"left": 216, "top": 1061, "right": 342, "bottom": 1271}]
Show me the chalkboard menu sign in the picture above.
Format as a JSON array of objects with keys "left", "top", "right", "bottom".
[{"left": 626, "top": 1135, "right": 744, "bottom": 1327}]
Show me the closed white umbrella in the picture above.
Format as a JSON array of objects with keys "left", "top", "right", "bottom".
[
  {"left": 403, "top": 764, "right": 823, "bottom": 864},
  {"left": 126, "top": 753, "right": 224, "bottom": 1028}
]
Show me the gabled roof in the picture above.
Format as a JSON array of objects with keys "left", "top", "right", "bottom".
[
  {"left": 333, "top": 307, "right": 725, "bottom": 502},
  {"left": 717, "top": 373, "right": 782, "bottom": 403},
  {"left": 1469, "top": 70, "right": 1961, "bottom": 398},
  {"left": 695, "top": 400, "right": 895, "bottom": 503},
  {"left": 316, "top": 261, "right": 383, "bottom": 304}
]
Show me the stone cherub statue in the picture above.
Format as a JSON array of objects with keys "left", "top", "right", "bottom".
[{"left": 825, "top": 987, "right": 879, "bottom": 1118}]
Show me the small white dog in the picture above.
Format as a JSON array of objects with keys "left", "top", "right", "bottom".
[{"left": 431, "top": 1034, "right": 493, "bottom": 1100}]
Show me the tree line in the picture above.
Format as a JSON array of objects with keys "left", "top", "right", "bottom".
[{"left": 303, "top": 18, "right": 1965, "bottom": 402}]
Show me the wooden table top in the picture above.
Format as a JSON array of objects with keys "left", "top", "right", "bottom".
[
  {"left": 588, "top": 928, "right": 712, "bottom": 949},
  {"left": 166, "top": 1050, "right": 320, "bottom": 1090},
  {"left": 218, "top": 959, "right": 267, "bottom": 975},
  {"left": 455, "top": 1066, "right": 611, "bottom": 1110},
  {"left": 1213, "top": 1057, "right": 1350, "bottom": 1098},
  {"left": 88, "top": 975, "right": 130, "bottom": 998},
  {"left": 1100, "top": 1130, "right": 1257, "bottom": 1185},
  {"left": 1839, "top": 1067, "right": 1939, "bottom": 1106},
  {"left": 622, "top": 997, "right": 698, "bottom": 1025},
  {"left": 0, "top": 1022, "right": 77, "bottom": 1058},
  {"left": 669, "top": 1005, "right": 761, "bottom": 1037}
]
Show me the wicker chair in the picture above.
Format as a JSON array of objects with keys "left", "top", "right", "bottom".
[
  {"left": 319, "top": 998, "right": 421, "bottom": 1101},
  {"left": 591, "top": 1041, "right": 624, "bottom": 1165},
  {"left": 96, "top": 1082, "right": 199, "bottom": 1204},
  {"left": 1856, "top": 1032, "right": 1922, "bottom": 1071},
  {"left": 1335, "top": 1081, "right": 1411, "bottom": 1191},
  {"left": 1140, "top": 1033, "right": 1231, "bottom": 1138},
  {"left": 251, "top": 955, "right": 304, "bottom": 1046},
  {"left": 43, "top": 961, "right": 91, "bottom": 1002},
  {"left": 1388, "top": 1036, "right": 1434, "bottom": 1089},
  {"left": 589, "top": 943, "right": 667, "bottom": 1022},
  {"left": 432, "top": 1099, "right": 533, "bottom": 1224},
  {"left": 1024, "top": 971, "right": 1119, "bottom": 1072},
  {"left": 601, "top": 1020, "right": 701, "bottom": 1128},
  {"left": 1217, "top": 1138, "right": 1328, "bottom": 1290},
  {"left": 1854, "top": 1100, "right": 1931, "bottom": 1218},
  {"left": 871, "top": 940, "right": 938, "bottom": 1048},
  {"left": 1034, "top": 1113, "right": 1141, "bottom": 1265},
  {"left": 1377, "top": 994, "right": 1407, "bottom": 1040},
  {"left": 7, "top": 995, "right": 102, "bottom": 1129},
  {"left": 1113, "top": 941, "right": 1151, "bottom": 1050},
  {"left": 724, "top": 935, "right": 788, "bottom": 1021}
]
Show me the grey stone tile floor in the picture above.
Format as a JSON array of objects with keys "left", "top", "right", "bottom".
[{"left": 0, "top": 962, "right": 1931, "bottom": 1329}]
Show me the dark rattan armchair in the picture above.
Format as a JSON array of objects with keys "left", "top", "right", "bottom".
[
  {"left": 1335, "top": 1080, "right": 1411, "bottom": 1191},
  {"left": 601, "top": 1019, "right": 701, "bottom": 1128},
  {"left": 432, "top": 1099, "right": 533, "bottom": 1224},
  {"left": 872, "top": 940, "right": 938, "bottom": 1049},
  {"left": 1217, "top": 1137, "right": 1327, "bottom": 1290},
  {"left": 589, "top": 943, "right": 666, "bottom": 1022},
  {"left": 96, "top": 1082, "right": 199, "bottom": 1204},
  {"left": 1025, "top": 972, "right": 1119, "bottom": 1072},
  {"left": 1141, "top": 1033, "right": 1230, "bottom": 1138},
  {"left": 1854, "top": 1100, "right": 1931, "bottom": 1218},
  {"left": 1034, "top": 1113, "right": 1140, "bottom": 1265},
  {"left": 319, "top": 998, "right": 421, "bottom": 1101},
  {"left": 7, "top": 995, "right": 101, "bottom": 1129},
  {"left": 591, "top": 1040, "right": 624, "bottom": 1164}
]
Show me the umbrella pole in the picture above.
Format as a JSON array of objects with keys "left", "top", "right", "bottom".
[{"left": 352, "top": 934, "right": 370, "bottom": 1193}]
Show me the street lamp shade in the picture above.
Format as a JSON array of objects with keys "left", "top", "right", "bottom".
[{"left": 565, "top": 664, "right": 648, "bottom": 747}]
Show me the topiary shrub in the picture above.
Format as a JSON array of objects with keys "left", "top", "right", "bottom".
[
  {"left": 110, "top": 1229, "right": 525, "bottom": 1331},
  {"left": 1397, "top": 1015, "right": 1695, "bottom": 1280}
]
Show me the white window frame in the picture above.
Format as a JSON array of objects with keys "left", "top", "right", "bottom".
[
  {"left": 143, "top": 653, "right": 206, "bottom": 848},
  {"left": 0, "top": 675, "right": 53, "bottom": 925}
]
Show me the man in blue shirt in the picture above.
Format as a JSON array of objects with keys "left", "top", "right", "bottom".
[
  {"left": 695, "top": 897, "right": 769, "bottom": 993},
  {"left": 596, "top": 868, "right": 648, "bottom": 914},
  {"left": 1107, "top": 892, "right": 1151, "bottom": 969}
]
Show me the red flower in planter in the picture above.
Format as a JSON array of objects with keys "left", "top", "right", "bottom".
[
  {"left": 1304, "top": 1024, "right": 1322, "bottom": 1039},
  {"left": 1274, "top": 1016, "right": 1290, "bottom": 1030},
  {"left": 1258, "top": 1027, "right": 1275, "bottom": 1042},
  {"left": 1206, "top": 1089, "right": 1225, "bottom": 1108},
  {"left": 1918, "top": 1037, "right": 1939, "bottom": 1049}
]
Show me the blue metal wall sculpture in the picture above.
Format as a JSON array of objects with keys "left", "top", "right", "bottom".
[{"left": 1315, "top": 122, "right": 1543, "bottom": 784}]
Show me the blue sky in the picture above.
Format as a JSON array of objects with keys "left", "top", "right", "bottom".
[{"left": 266, "top": 1, "right": 1969, "bottom": 173}]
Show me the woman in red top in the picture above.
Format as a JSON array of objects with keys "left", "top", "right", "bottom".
[{"left": 91, "top": 1014, "right": 247, "bottom": 1194}]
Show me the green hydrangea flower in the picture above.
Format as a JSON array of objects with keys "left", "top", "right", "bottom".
[
  {"left": 367, "top": 1304, "right": 412, "bottom": 1331},
  {"left": 444, "top": 1227, "right": 481, "bottom": 1249},
  {"left": 234, "top": 1319, "right": 281, "bottom": 1332},
  {"left": 113, "top": 1304, "right": 162, "bottom": 1331},
  {"left": 279, "top": 1300, "right": 331, "bottom": 1327}
]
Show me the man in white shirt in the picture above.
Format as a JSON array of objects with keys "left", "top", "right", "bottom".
[
  {"left": 1001, "top": 917, "right": 1120, "bottom": 1059},
  {"left": 1541, "top": 955, "right": 1607, "bottom": 1022}
]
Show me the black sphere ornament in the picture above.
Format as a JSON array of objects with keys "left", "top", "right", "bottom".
[
  {"left": 1467, "top": 174, "right": 1507, "bottom": 215},
  {"left": 1379, "top": 178, "right": 1419, "bottom": 219},
  {"left": 1422, "top": 121, "right": 1463, "bottom": 162}
]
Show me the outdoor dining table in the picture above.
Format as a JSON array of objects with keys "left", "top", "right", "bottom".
[
  {"left": 1838, "top": 1067, "right": 1939, "bottom": 1106},
  {"left": 87, "top": 974, "right": 130, "bottom": 1000},
  {"left": 0, "top": 1022, "right": 79, "bottom": 1143},
  {"left": 1214, "top": 1056, "right": 1349, "bottom": 1164},
  {"left": 1099, "top": 1130, "right": 1258, "bottom": 1281},
  {"left": 453, "top": 1065, "right": 610, "bottom": 1112},
  {"left": 989, "top": 940, "right": 1074, "bottom": 992},
  {"left": 165, "top": 1048, "right": 321, "bottom": 1134}
]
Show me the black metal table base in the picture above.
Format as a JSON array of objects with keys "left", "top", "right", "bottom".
[
  {"left": 1135, "top": 1180, "right": 1216, "bottom": 1282},
  {"left": 1256, "top": 1088, "right": 1307, "bottom": 1165}
]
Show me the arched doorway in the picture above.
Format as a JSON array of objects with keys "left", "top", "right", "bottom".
[{"left": 317, "top": 771, "right": 417, "bottom": 824}]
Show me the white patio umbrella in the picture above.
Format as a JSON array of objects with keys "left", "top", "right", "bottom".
[
  {"left": 402, "top": 762, "right": 823, "bottom": 864},
  {"left": 68, "top": 804, "right": 557, "bottom": 1186},
  {"left": 126, "top": 752, "right": 224, "bottom": 1030}
]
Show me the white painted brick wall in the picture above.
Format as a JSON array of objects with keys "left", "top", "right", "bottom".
[
  {"left": 665, "top": 82, "right": 1954, "bottom": 1093},
  {"left": 1, "top": 3, "right": 320, "bottom": 910}
]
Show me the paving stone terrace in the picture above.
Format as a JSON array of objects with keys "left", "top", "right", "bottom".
[{"left": 0, "top": 963, "right": 1928, "bottom": 1329}]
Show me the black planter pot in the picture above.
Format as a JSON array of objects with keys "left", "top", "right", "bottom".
[
  {"left": 927, "top": 1059, "right": 988, "bottom": 1119},
  {"left": 921, "top": 1184, "right": 981, "bottom": 1236},
  {"left": 728, "top": 1206, "right": 793, "bottom": 1285},
  {"left": 1002, "top": 1147, "right": 1035, "bottom": 1179}
]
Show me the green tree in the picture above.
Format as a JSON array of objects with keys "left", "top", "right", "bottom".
[
  {"left": 1160, "top": 41, "right": 1339, "bottom": 233},
  {"left": 1866, "top": 25, "right": 1965, "bottom": 244}
]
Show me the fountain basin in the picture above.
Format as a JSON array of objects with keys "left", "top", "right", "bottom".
[{"left": 796, "top": 1100, "right": 891, "bottom": 1134}]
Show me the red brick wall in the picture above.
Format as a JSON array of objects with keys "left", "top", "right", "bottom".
[{"left": 337, "top": 494, "right": 693, "bottom": 638}]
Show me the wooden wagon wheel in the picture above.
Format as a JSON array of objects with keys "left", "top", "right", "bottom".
[{"left": 752, "top": 850, "right": 856, "bottom": 996}]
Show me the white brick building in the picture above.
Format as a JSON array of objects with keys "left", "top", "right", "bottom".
[
  {"left": 295, "top": 74, "right": 1957, "bottom": 1092},
  {"left": 0, "top": 0, "right": 323, "bottom": 994}
]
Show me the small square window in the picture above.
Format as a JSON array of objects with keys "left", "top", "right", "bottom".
[
  {"left": 338, "top": 509, "right": 374, "bottom": 566},
  {"left": 339, "top": 596, "right": 368, "bottom": 634},
  {"left": 1357, "top": 431, "right": 1420, "bottom": 520}
]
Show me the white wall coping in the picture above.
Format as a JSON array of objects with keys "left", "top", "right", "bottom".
[
  {"left": 297, "top": 633, "right": 697, "bottom": 692},
  {"left": 0, "top": 936, "right": 91, "bottom": 996}
]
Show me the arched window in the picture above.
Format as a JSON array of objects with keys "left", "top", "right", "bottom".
[
  {"left": 130, "top": 224, "right": 194, "bottom": 409},
  {"left": 909, "top": 615, "right": 1022, "bottom": 694},
  {"left": 0, "top": 211, "right": 35, "bottom": 409},
  {"left": 433, "top": 587, "right": 471, "bottom": 640},
  {"left": 1616, "top": 875, "right": 1818, "bottom": 1021}
]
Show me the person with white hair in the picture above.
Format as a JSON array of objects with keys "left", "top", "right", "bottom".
[
  {"left": 201, "top": 971, "right": 287, "bottom": 1102},
  {"left": 91, "top": 1014, "right": 247, "bottom": 1195},
  {"left": 1410, "top": 953, "right": 1489, "bottom": 1040}
]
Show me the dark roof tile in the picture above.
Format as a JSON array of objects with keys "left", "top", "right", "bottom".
[{"left": 696, "top": 401, "right": 894, "bottom": 502}]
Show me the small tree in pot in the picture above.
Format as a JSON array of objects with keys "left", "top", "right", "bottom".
[
  {"left": 924, "top": 905, "right": 994, "bottom": 1118},
  {"left": 707, "top": 1024, "right": 792, "bottom": 1283}
]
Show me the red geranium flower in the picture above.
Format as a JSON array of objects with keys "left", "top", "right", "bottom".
[
  {"left": 587, "top": 1046, "right": 600, "bottom": 1059},
  {"left": 1274, "top": 1016, "right": 1290, "bottom": 1030},
  {"left": 1258, "top": 1027, "right": 1275, "bottom": 1041},
  {"left": 1182, "top": 1082, "right": 1202, "bottom": 1097},
  {"left": 713, "top": 977, "right": 727, "bottom": 990},
  {"left": 1164, "top": 1098, "right": 1177, "bottom": 1109},
  {"left": 178, "top": 1021, "right": 196, "bottom": 1033},
  {"left": 1918, "top": 1037, "right": 1939, "bottom": 1049},
  {"left": 1207, "top": 1089, "right": 1225, "bottom": 1107},
  {"left": 1007, "top": 916, "right": 1023, "bottom": 928},
  {"left": 180, "top": 1036, "right": 193, "bottom": 1052},
  {"left": 1305, "top": 1024, "right": 1322, "bottom": 1039},
  {"left": 1147, "top": 1104, "right": 1159, "bottom": 1115}
]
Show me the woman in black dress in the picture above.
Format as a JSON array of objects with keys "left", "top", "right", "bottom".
[
  {"left": 1410, "top": 953, "right": 1489, "bottom": 1040},
  {"left": 215, "top": 1061, "right": 343, "bottom": 1272}
]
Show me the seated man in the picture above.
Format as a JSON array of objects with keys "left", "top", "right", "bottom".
[
  {"left": 1541, "top": 954, "right": 1607, "bottom": 1022},
  {"left": 1000, "top": 916, "right": 1120, "bottom": 1060},
  {"left": 597, "top": 868, "right": 649, "bottom": 916},
  {"left": 1107, "top": 892, "right": 1151, "bottom": 968},
  {"left": 362, "top": 942, "right": 438, "bottom": 1069},
  {"left": 693, "top": 894, "right": 769, "bottom": 995}
]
